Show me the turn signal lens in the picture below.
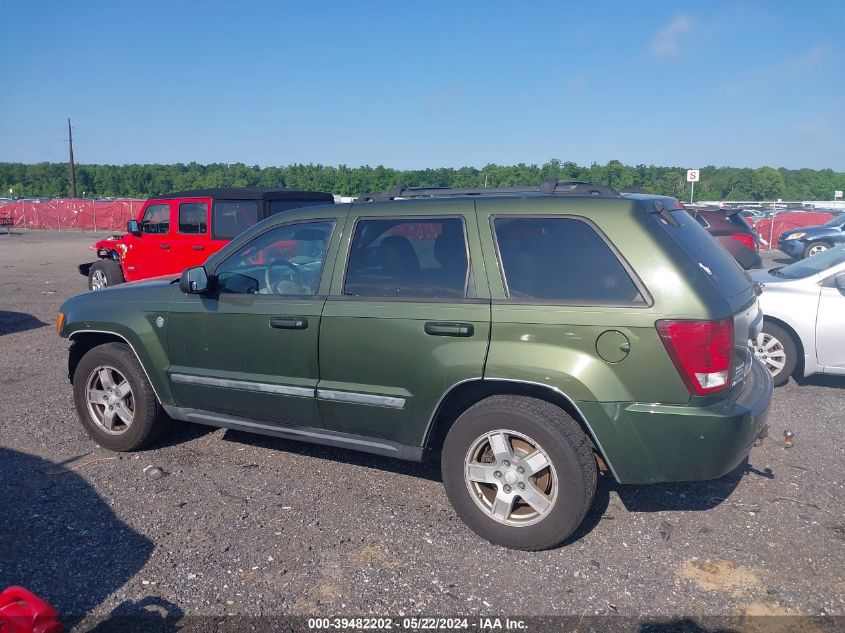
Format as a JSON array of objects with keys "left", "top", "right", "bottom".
[
  {"left": 56, "top": 311, "right": 65, "bottom": 334},
  {"left": 656, "top": 319, "right": 734, "bottom": 396}
]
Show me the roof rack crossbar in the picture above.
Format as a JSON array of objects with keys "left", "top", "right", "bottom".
[{"left": 356, "top": 179, "right": 619, "bottom": 201}]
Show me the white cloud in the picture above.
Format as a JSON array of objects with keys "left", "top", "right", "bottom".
[{"left": 650, "top": 15, "right": 693, "bottom": 60}]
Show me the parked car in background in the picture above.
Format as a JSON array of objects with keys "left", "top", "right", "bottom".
[
  {"left": 79, "top": 188, "right": 334, "bottom": 290},
  {"left": 687, "top": 206, "right": 762, "bottom": 269},
  {"left": 750, "top": 245, "right": 845, "bottom": 386},
  {"left": 740, "top": 209, "right": 769, "bottom": 222},
  {"left": 777, "top": 214, "right": 845, "bottom": 259},
  {"left": 59, "top": 181, "right": 771, "bottom": 551}
]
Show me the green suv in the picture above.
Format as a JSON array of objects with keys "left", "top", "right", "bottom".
[{"left": 58, "top": 181, "right": 772, "bottom": 550}]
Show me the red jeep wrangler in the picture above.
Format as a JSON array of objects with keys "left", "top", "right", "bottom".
[{"left": 79, "top": 187, "right": 334, "bottom": 290}]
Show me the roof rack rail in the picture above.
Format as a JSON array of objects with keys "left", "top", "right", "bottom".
[{"left": 356, "top": 179, "right": 619, "bottom": 201}]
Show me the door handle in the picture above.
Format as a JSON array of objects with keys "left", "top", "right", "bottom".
[
  {"left": 159, "top": 244, "right": 170, "bottom": 250},
  {"left": 192, "top": 245, "right": 205, "bottom": 251},
  {"left": 269, "top": 316, "right": 308, "bottom": 330},
  {"left": 424, "top": 322, "right": 474, "bottom": 337}
]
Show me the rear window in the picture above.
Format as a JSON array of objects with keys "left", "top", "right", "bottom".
[
  {"left": 728, "top": 214, "right": 754, "bottom": 232},
  {"left": 658, "top": 210, "right": 751, "bottom": 297}
]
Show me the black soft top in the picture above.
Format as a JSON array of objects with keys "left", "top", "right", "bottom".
[{"left": 154, "top": 187, "right": 334, "bottom": 202}]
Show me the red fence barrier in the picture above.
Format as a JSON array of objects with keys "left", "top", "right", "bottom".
[
  {"left": 753, "top": 211, "right": 833, "bottom": 250},
  {"left": 0, "top": 199, "right": 145, "bottom": 231}
]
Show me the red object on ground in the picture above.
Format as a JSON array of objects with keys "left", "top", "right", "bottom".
[
  {"left": 753, "top": 211, "right": 834, "bottom": 249},
  {"left": 0, "top": 587, "right": 63, "bottom": 633}
]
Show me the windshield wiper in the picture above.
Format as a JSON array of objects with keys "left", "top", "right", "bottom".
[{"left": 768, "top": 267, "right": 783, "bottom": 277}]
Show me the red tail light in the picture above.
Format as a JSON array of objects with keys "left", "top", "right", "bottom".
[
  {"left": 656, "top": 319, "right": 734, "bottom": 395},
  {"left": 731, "top": 232, "right": 757, "bottom": 252}
]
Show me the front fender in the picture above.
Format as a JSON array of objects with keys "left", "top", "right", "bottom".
[{"left": 60, "top": 290, "right": 176, "bottom": 405}]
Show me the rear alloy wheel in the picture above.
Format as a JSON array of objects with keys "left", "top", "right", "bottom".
[
  {"left": 442, "top": 395, "right": 596, "bottom": 550},
  {"left": 803, "top": 241, "right": 830, "bottom": 259},
  {"left": 753, "top": 322, "right": 797, "bottom": 387},
  {"left": 88, "top": 259, "right": 125, "bottom": 291}
]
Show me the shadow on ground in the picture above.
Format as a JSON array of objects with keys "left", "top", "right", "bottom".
[
  {"left": 794, "top": 374, "right": 845, "bottom": 389},
  {"left": 211, "top": 427, "right": 768, "bottom": 547},
  {"left": 0, "top": 447, "right": 154, "bottom": 629},
  {"left": 0, "top": 310, "right": 47, "bottom": 336}
]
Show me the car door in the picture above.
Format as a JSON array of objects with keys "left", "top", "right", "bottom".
[
  {"left": 816, "top": 267, "right": 845, "bottom": 369},
  {"left": 166, "top": 216, "right": 341, "bottom": 425},
  {"left": 171, "top": 198, "right": 212, "bottom": 272},
  {"left": 316, "top": 201, "right": 491, "bottom": 447},
  {"left": 125, "top": 201, "right": 173, "bottom": 280}
]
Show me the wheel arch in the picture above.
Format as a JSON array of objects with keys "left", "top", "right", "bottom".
[
  {"left": 423, "top": 378, "right": 618, "bottom": 480},
  {"left": 68, "top": 330, "right": 167, "bottom": 404},
  {"left": 762, "top": 316, "right": 806, "bottom": 377}
]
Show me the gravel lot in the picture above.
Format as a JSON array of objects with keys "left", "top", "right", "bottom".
[{"left": 1, "top": 230, "right": 844, "bottom": 630}]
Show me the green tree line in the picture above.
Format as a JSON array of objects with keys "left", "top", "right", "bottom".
[{"left": 1, "top": 160, "right": 843, "bottom": 201}]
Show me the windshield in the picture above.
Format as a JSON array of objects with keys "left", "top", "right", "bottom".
[
  {"left": 775, "top": 244, "right": 845, "bottom": 279},
  {"left": 822, "top": 215, "right": 845, "bottom": 228}
]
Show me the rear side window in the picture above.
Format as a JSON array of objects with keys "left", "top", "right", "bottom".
[
  {"left": 140, "top": 203, "right": 170, "bottom": 234},
  {"left": 344, "top": 217, "right": 469, "bottom": 299},
  {"left": 657, "top": 210, "right": 751, "bottom": 297},
  {"left": 178, "top": 202, "right": 207, "bottom": 234},
  {"left": 493, "top": 217, "right": 643, "bottom": 304},
  {"left": 213, "top": 201, "right": 259, "bottom": 240}
]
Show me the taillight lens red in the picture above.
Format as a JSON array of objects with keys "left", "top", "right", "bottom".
[
  {"left": 656, "top": 319, "right": 734, "bottom": 395},
  {"left": 731, "top": 232, "right": 757, "bottom": 252}
]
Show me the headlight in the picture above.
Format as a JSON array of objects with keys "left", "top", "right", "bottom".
[{"left": 785, "top": 232, "right": 806, "bottom": 240}]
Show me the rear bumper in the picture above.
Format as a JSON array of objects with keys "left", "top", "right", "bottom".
[{"left": 578, "top": 359, "right": 773, "bottom": 484}]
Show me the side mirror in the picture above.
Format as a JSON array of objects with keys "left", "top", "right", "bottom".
[
  {"left": 836, "top": 273, "right": 845, "bottom": 291},
  {"left": 180, "top": 266, "right": 209, "bottom": 294},
  {"left": 127, "top": 219, "right": 141, "bottom": 236}
]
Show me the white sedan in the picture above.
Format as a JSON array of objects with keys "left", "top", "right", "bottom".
[{"left": 750, "top": 245, "right": 845, "bottom": 386}]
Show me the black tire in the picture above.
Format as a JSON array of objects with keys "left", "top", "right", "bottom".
[
  {"left": 72, "top": 342, "right": 168, "bottom": 451},
  {"left": 755, "top": 321, "right": 798, "bottom": 387},
  {"left": 441, "top": 395, "right": 597, "bottom": 551},
  {"left": 803, "top": 241, "right": 830, "bottom": 259},
  {"left": 88, "top": 259, "right": 125, "bottom": 291}
]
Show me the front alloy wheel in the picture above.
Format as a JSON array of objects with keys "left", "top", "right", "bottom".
[
  {"left": 90, "top": 268, "right": 108, "bottom": 290},
  {"left": 73, "top": 342, "right": 167, "bottom": 450},
  {"left": 85, "top": 365, "right": 135, "bottom": 434},
  {"left": 752, "top": 322, "right": 797, "bottom": 387},
  {"left": 804, "top": 242, "right": 829, "bottom": 258}
]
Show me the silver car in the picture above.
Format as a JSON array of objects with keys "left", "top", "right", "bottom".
[{"left": 750, "top": 245, "right": 845, "bottom": 386}]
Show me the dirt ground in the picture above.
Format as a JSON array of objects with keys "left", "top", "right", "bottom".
[{"left": 1, "top": 230, "right": 844, "bottom": 631}]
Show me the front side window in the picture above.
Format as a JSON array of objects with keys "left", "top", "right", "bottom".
[
  {"left": 343, "top": 218, "right": 469, "bottom": 299},
  {"left": 494, "top": 217, "right": 642, "bottom": 304},
  {"left": 140, "top": 203, "right": 170, "bottom": 234},
  {"left": 215, "top": 221, "right": 334, "bottom": 296},
  {"left": 212, "top": 201, "right": 259, "bottom": 240},
  {"left": 178, "top": 202, "right": 207, "bottom": 234}
]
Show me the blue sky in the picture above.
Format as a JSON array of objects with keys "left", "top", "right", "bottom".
[{"left": 2, "top": 1, "right": 843, "bottom": 170}]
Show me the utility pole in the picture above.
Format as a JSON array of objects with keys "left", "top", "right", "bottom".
[{"left": 68, "top": 117, "right": 77, "bottom": 198}]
